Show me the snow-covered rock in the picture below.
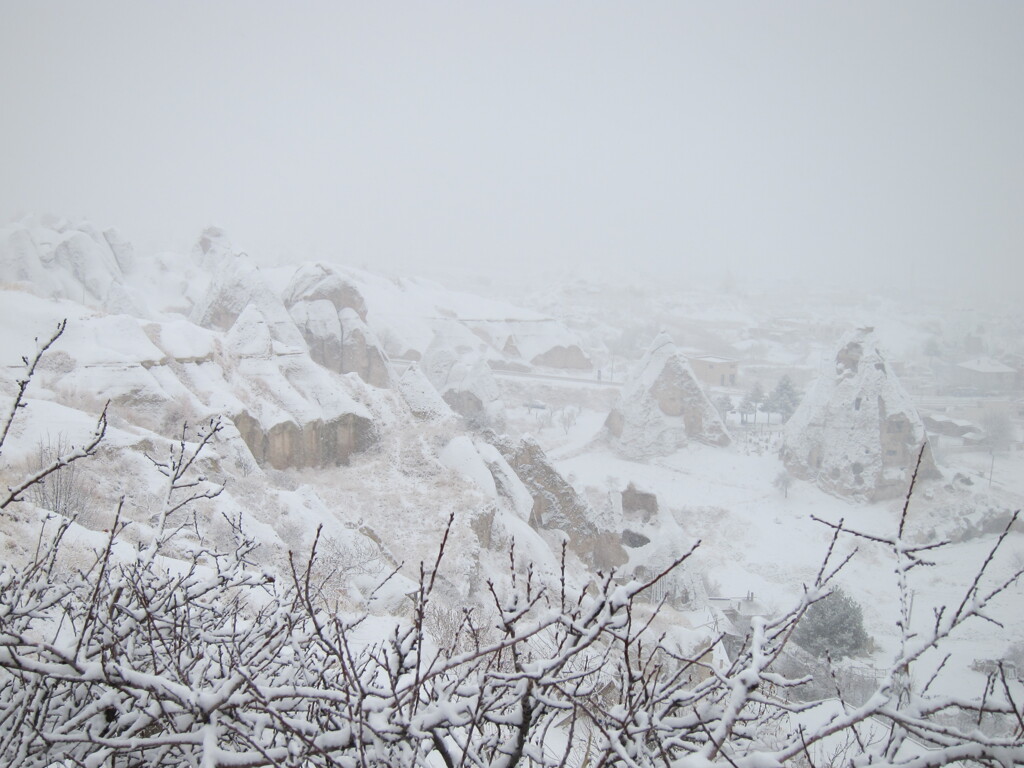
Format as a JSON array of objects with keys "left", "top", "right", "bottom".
[
  {"left": 486, "top": 433, "right": 627, "bottom": 570},
  {"left": 606, "top": 333, "right": 730, "bottom": 457},
  {"left": 422, "top": 335, "right": 503, "bottom": 429},
  {"left": 220, "top": 304, "right": 377, "bottom": 469},
  {"left": 339, "top": 308, "right": 391, "bottom": 388},
  {"left": 0, "top": 218, "right": 138, "bottom": 314},
  {"left": 781, "top": 327, "right": 939, "bottom": 501},
  {"left": 284, "top": 264, "right": 391, "bottom": 387},
  {"left": 191, "top": 252, "right": 305, "bottom": 354},
  {"left": 192, "top": 225, "right": 234, "bottom": 269},
  {"left": 396, "top": 362, "right": 456, "bottom": 422},
  {"left": 288, "top": 299, "right": 343, "bottom": 371},
  {"left": 284, "top": 262, "right": 368, "bottom": 321}
]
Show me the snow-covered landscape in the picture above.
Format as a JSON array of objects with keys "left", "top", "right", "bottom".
[
  {"left": 0, "top": 216, "right": 1021, "bottom": 766},
  {"left": 2, "top": 3, "right": 1022, "bottom": 765}
]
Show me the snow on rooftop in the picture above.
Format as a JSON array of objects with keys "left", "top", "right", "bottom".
[
  {"left": 956, "top": 357, "right": 1016, "bottom": 374},
  {"left": 691, "top": 355, "right": 736, "bottom": 364}
]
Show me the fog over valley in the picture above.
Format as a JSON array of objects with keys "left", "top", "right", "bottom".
[
  {"left": 0, "top": 4, "right": 1022, "bottom": 767},
  {"left": 2, "top": 2, "right": 1022, "bottom": 304}
]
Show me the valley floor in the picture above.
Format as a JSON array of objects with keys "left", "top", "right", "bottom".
[{"left": 512, "top": 401, "right": 1024, "bottom": 701}]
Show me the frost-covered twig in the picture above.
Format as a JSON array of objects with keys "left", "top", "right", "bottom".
[
  {"left": 142, "top": 418, "right": 224, "bottom": 558},
  {"left": 2, "top": 404, "right": 107, "bottom": 511},
  {"left": 0, "top": 320, "right": 66, "bottom": 459}
]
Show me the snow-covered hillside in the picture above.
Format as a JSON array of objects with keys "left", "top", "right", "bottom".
[{"left": 1, "top": 217, "right": 1022, "bottom": 766}]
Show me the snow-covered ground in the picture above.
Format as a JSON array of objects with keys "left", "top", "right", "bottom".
[{"left": 1, "top": 216, "right": 1022, "bottom": 714}]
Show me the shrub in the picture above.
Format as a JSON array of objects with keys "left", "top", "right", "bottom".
[{"left": 793, "top": 586, "right": 869, "bottom": 659}]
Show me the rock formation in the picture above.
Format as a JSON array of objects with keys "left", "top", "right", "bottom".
[
  {"left": 422, "top": 338, "right": 502, "bottom": 429},
  {"left": 191, "top": 253, "right": 304, "bottom": 350},
  {"left": 606, "top": 333, "right": 730, "bottom": 457},
  {"left": 186, "top": 254, "right": 380, "bottom": 469},
  {"left": 284, "top": 264, "right": 391, "bottom": 387},
  {"left": 284, "top": 262, "right": 368, "bottom": 321},
  {"left": 396, "top": 362, "right": 456, "bottom": 422},
  {"left": 220, "top": 303, "right": 376, "bottom": 469},
  {"left": 781, "top": 327, "right": 938, "bottom": 501},
  {"left": 487, "top": 434, "right": 627, "bottom": 570},
  {"left": 0, "top": 217, "right": 138, "bottom": 314}
]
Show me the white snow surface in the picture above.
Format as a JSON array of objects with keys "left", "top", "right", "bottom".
[{"left": 0, "top": 217, "right": 1021, "bottom": 729}]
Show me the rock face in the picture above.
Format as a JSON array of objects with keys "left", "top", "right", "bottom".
[
  {"left": 422, "top": 339, "right": 502, "bottom": 429},
  {"left": 781, "top": 327, "right": 938, "bottom": 501},
  {"left": 487, "top": 434, "right": 627, "bottom": 570},
  {"left": 284, "top": 264, "right": 390, "bottom": 387},
  {"left": 231, "top": 410, "right": 374, "bottom": 470},
  {"left": 621, "top": 482, "right": 658, "bottom": 523},
  {"left": 339, "top": 309, "right": 390, "bottom": 388},
  {"left": 0, "top": 218, "right": 138, "bottom": 314},
  {"left": 606, "top": 333, "right": 730, "bottom": 457},
  {"left": 396, "top": 362, "right": 456, "bottom": 422},
  {"left": 220, "top": 303, "right": 377, "bottom": 469},
  {"left": 284, "top": 262, "right": 368, "bottom": 321},
  {"left": 191, "top": 253, "right": 303, "bottom": 349}
]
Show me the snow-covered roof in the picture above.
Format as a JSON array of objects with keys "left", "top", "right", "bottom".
[
  {"left": 924, "top": 414, "right": 974, "bottom": 429},
  {"left": 956, "top": 357, "right": 1016, "bottom": 374}
]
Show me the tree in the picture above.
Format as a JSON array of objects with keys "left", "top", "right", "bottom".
[
  {"left": 982, "top": 408, "right": 1014, "bottom": 452},
  {"left": 792, "top": 587, "right": 869, "bottom": 659},
  {"left": 1, "top": 325, "right": 1023, "bottom": 767},
  {"left": 714, "top": 393, "right": 733, "bottom": 420},
  {"left": 28, "top": 433, "right": 94, "bottom": 520},
  {"left": 0, "top": 321, "right": 107, "bottom": 513},
  {"left": 774, "top": 469, "right": 794, "bottom": 499},
  {"left": 766, "top": 374, "right": 801, "bottom": 424},
  {"left": 740, "top": 381, "right": 765, "bottom": 425}
]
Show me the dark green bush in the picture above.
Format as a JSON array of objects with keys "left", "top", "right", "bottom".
[{"left": 793, "top": 587, "right": 869, "bottom": 659}]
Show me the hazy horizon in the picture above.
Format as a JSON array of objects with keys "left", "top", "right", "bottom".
[{"left": 2, "top": 2, "right": 1022, "bottom": 306}]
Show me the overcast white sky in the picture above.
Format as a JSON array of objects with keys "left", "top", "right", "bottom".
[{"left": 1, "top": 2, "right": 1021, "bottom": 302}]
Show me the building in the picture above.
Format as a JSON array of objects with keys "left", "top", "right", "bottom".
[
  {"left": 953, "top": 358, "right": 1018, "bottom": 393},
  {"left": 689, "top": 355, "right": 738, "bottom": 388}
]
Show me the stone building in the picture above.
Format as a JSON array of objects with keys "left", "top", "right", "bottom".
[{"left": 689, "top": 355, "right": 739, "bottom": 388}]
